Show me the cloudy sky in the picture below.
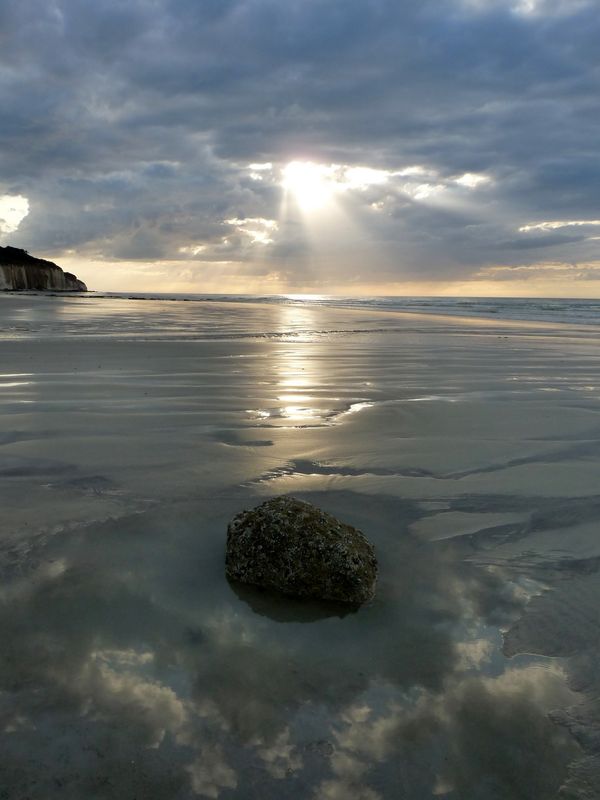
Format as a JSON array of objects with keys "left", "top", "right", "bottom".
[{"left": 1, "top": 0, "right": 599, "bottom": 294}]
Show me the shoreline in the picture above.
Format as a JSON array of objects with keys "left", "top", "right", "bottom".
[{"left": 3, "top": 290, "right": 600, "bottom": 336}]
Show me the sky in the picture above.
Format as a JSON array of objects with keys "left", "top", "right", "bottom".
[{"left": 0, "top": 0, "right": 599, "bottom": 295}]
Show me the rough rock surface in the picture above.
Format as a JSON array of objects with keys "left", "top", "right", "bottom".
[
  {"left": 226, "top": 496, "right": 377, "bottom": 604},
  {"left": 0, "top": 246, "right": 87, "bottom": 291}
]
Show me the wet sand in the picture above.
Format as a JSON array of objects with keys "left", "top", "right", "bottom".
[{"left": 1, "top": 294, "right": 599, "bottom": 798}]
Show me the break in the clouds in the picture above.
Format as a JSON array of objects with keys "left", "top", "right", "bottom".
[
  {"left": 1, "top": 0, "right": 599, "bottom": 292},
  {"left": 0, "top": 195, "right": 29, "bottom": 235}
]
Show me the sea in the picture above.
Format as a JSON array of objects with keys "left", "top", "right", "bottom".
[{"left": 95, "top": 293, "right": 600, "bottom": 327}]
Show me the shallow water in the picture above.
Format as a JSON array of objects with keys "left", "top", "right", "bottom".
[{"left": 1, "top": 294, "right": 600, "bottom": 798}]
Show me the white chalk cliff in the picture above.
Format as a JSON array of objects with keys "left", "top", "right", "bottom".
[{"left": 0, "top": 246, "right": 87, "bottom": 292}]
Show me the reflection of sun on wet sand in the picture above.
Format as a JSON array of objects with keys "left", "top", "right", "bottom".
[{"left": 0, "top": 293, "right": 599, "bottom": 798}]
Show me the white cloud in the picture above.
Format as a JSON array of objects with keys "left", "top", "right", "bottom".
[
  {"left": 402, "top": 182, "right": 446, "bottom": 201},
  {"left": 512, "top": 0, "right": 592, "bottom": 17},
  {"left": 248, "top": 162, "right": 274, "bottom": 181},
  {"left": 280, "top": 160, "right": 461, "bottom": 210},
  {"left": 178, "top": 244, "right": 207, "bottom": 255},
  {"left": 454, "top": 172, "right": 491, "bottom": 189},
  {"left": 519, "top": 219, "right": 600, "bottom": 232},
  {"left": 0, "top": 194, "right": 29, "bottom": 235},
  {"left": 341, "top": 167, "right": 390, "bottom": 189},
  {"left": 458, "top": 0, "right": 591, "bottom": 16},
  {"left": 224, "top": 217, "right": 278, "bottom": 244},
  {"left": 248, "top": 162, "right": 273, "bottom": 171},
  {"left": 394, "top": 165, "right": 431, "bottom": 177}
]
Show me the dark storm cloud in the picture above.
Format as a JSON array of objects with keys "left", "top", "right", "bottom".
[{"left": 1, "top": 0, "right": 598, "bottom": 282}]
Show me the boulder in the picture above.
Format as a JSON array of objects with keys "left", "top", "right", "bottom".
[{"left": 226, "top": 496, "right": 377, "bottom": 604}]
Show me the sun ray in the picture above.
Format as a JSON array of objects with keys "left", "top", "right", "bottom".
[{"left": 282, "top": 161, "right": 336, "bottom": 211}]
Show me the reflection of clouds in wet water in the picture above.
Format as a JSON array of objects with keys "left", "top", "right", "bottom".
[
  {"left": 0, "top": 491, "right": 580, "bottom": 798},
  {"left": 186, "top": 745, "right": 237, "bottom": 799},
  {"left": 319, "top": 665, "right": 577, "bottom": 800},
  {"left": 503, "top": 571, "right": 600, "bottom": 796}
]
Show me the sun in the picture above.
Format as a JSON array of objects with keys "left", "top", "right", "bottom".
[{"left": 282, "top": 161, "right": 336, "bottom": 211}]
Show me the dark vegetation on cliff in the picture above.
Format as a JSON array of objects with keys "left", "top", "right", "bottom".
[
  {"left": 0, "top": 246, "right": 87, "bottom": 291},
  {"left": 0, "top": 246, "right": 51, "bottom": 267}
]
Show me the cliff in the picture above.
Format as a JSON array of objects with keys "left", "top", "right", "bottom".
[{"left": 0, "top": 246, "right": 87, "bottom": 292}]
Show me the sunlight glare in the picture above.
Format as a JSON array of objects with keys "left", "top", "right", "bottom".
[{"left": 282, "top": 161, "right": 335, "bottom": 211}]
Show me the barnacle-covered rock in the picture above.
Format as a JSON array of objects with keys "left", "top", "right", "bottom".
[{"left": 225, "top": 496, "right": 377, "bottom": 604}]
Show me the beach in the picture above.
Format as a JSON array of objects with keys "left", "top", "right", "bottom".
[{"left": 1, "top": 292, "right": 599, "bottom": 798}]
